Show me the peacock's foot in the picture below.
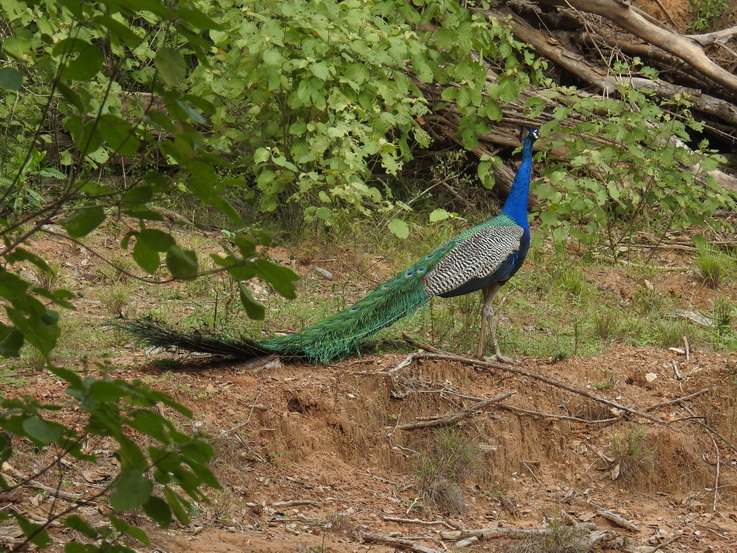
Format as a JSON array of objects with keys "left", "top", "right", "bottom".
[{"left": 473, "top": 351, "right": 517, "bottom": 364}]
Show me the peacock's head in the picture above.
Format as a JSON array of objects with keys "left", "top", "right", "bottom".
[{"left": 519, "top": 128, "right": 540, "bottom": 143}]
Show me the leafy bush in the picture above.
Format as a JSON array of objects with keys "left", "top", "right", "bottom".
[
  {"left": 534, "top": 67, "right": 734, "bottom": 255},
  {"left": 0, "top": 366, "right": 218, "bottom": 551}
]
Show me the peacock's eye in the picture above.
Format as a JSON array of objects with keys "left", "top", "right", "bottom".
[{"left": 405, "top": 270, "right": 414, "bottom": 277}]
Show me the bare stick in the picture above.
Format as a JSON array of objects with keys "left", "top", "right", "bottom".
[
  {"left": 496, "top": 403, "right": 620, "bottom": 424},
  {"left": 645, "top": 388, "right": 708, "bottom": 412},
  {"left": 272, "top": 499, "right": 321, "bottom": 508},
  {"left": 398, "top": 351, "right": 664, "bottom": 424},
  {"left": 361, "top": 532, "right": 443, "bottom": 553},
  {"left": 382, "top": 516, "right": 458, "bottom": 529},
  {"left": 395, "top": 391, "right": 517, "bottom": 430},
  {"left": 596, "top": 509, "right": 639, "bottom": 532},
  {"left": 442, "top": 523, "right": 596, "bottom": 540}
]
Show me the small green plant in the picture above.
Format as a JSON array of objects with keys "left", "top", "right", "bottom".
[
  {"left": 150, "top": 358, "right": 185, "bottom": 371},
  {"left": 688, "top": 0, "right": 731, "bottom": 31},
  {"left": 414, "top": 426, "right": 480, "bottom": 512},
  {"left": 610, "top": 425, "right": 654, "bottom": 481},
  {"left": 693, "top": 235, "right": 734, "bottom": 289},
  {"left": 697, "top": 251, "right": 726, "bottom": 288},
  {"left": 652, "top": 319, "right": 691, "bottom": 349},
  {"left": 510, "top": 512, "right": 589, "bottom": 553},
  {"left": 592, "top": 312, "right": 622, "bottom": 341},
  {"left": 557, "top": 269, "right": 587, "bottom": 298},
  {"left": 98, "top": 284, "right": 131, "bottom": 315}
]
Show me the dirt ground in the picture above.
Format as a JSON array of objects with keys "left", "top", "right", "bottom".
[
  {"left": 3, "top": 212, "right": 737, "bottom": 552},
  {"left": 3, "top": 329, "right": 737, "bottom": 552}
]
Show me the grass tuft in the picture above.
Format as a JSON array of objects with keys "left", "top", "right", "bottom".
[
  {"left": 510, "top": 512, "right": 589, "bottom": 553},
  {"left": 610, "top": 425, "right": 654, "bottom": 482},
  {"left": 413, "top": 426, "right": 481, "bottom": 513}
]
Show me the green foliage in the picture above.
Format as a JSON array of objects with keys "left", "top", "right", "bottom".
[
  {"left": 535, "top": 68, "right": 735, "bottom": 255},
  {"left": 0, "top": 366, "right": 219, "bottom": 551},
  {"left": 0, "top": 0, "right": 303, "bottom": 361},
  {"left": 194, "top": 0, "right": 541, "bottom": 227},
  {"left": 688, "top": 0, "right": 732, "bottom": 31}
]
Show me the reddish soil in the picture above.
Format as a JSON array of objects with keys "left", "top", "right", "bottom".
[{"left": 3, "top": 227, "right": 737, "bottom": 553}]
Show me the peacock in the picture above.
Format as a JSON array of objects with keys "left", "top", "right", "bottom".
[{"left": 120, "top": 128, "right": 539, "bottom": 364}]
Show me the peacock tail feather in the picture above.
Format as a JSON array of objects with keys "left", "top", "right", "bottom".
[{"left": 119, "top": 128, "right": 539, "bottom": 364}]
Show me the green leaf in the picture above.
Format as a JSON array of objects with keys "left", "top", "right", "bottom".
[
  {"left": 13, "top": 513, "right": 52, "bottom": 548},
  {"left": 484, "top": 99, "right": 502, "bottom": 121},
  {"left": 429, "top": 208, "right": 450, "bottom": 222},
  {"left": 238, "top": 283, "right": 265, "bottom": 320},
  {"left": 253, "top": 259, "right": 299, "bottom": 300},
  {"left": 98, "top": 114, "right": 139, "bottom": 156},
  {"left": 164, "top": 487, "right": 190, "bottom": 525},
  {"left": 22, "top": 416, "right": 62, "bottom": 445},
  {"left": 166, "top": 246, "right": 198, "bottom": 279},
  {"left": 110, "top": 470, "right": 154, "bottom": 512},
  {"left": 60, "top": 207, "right": 106, "bottom": 238},
  {"left": 387, "top": 218, "right": 409, "bottom": 239},
  {"left": 133, "top": 240, "right": 160, "bottom": 274},
  {"left": 155, "top": 47, "right": 187, "bottom": 86},
  {"left": 692, "top": 234, "right": 708, "bottom": 252},
  {"left": 64, "top": 542, "right": 88, "bottom": 553},
  {"left": 56, "top": 81, "right": 86, "bottom": 112},
  {"left": 0, "top": 67, "right": 22, "bottom": 91},
  {"left": 138, "top": 229, "right": 175, "bottom": 252},
  {"left": 108, "top": 515, "right": 150, "bottom": 545},
  {"left": 94, "top": 15, "right": 142, "bottom": 48},
  {"left": 143, "top": 496, "right": 172, "bottom": 529},
  {"left": 0, "top": 323, "right": 24, "bottom": 357},
  {"left": 64, "top": 515, "right": 98, "bottom": 539},
  {"left": 253, "top": 147, "right": 270, "bottom": 164},
  {"left": 63, "top": 41, "right": 103, "bottom": 81}
]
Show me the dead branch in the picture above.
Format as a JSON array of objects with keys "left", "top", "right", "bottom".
[
  {"left": 496, "top": 402, "right": 620, "bottom": 424},
  {"left": 596, "top": 509, "right": 640, "bottom": 532},
  {"left": 360, "top": 532, "right": 443, "bottom": 553},
  {"left": 651, "top": 390, "right": 709, "bottom": 414},
  {"left": 394, "top": 391, "right": 517, "bottom": 430},
  {"left": 394, "top": 349, "right": 665, "bottom": 423},
  {"left": 543, "top": 0, "right": 737, "bottom": 94},
  {"left": 271, "top": 499, "right": 321, "bottom": 508},
  {"left": 482, "top": 7, "right": 737, "bottom": 126},
  {"left": 382, "top": 516, "right": 459, "bottom": 529},
  {"left": 441, "top": 522, "right": 606, "bottom": 542},
  {"left": 680, "top": 403, "right": 722, "bottom": 514}
]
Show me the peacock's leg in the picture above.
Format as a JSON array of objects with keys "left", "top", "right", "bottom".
[{"left": 477, "top": 282, "right": 515, "bottom": 363}]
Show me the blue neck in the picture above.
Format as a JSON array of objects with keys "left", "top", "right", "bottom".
[{"left": 501, "top": 135, "right": 535, "bottom": 228}]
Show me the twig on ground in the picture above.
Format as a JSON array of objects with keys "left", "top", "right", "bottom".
[
  {"left": 391, "top": 348, "right": 665, "bottom": 424},
  {"left": 271, "top": 499, "right": 321, "bottom": 508},
  {"left": 596, "top": 509, "right": 640, "bottom": 532},
  {"left": 361, "top": 531, "right": 443, "bottom": 553},
  {"left": 393, "top": 391, "right": 516, "bottom": 430},
  {"left": 496, "top": 403, "right": 620, "bottom": 424},
  {"left": 645, "top": 389, "right": 708, "bottom": 412},
  {"left": 382, "top": 516, "right": 459, "bottom": 529},
  {"left": 441, "top": 522, "right": 597, "bottom": 540}
]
